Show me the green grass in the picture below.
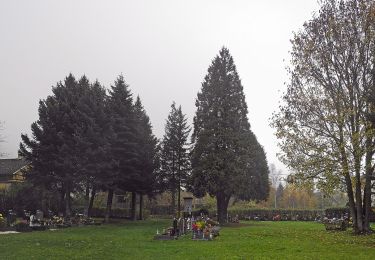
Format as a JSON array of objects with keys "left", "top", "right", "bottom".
[{"left": 1, "top": 220, "right": 375, "bottom": 259}]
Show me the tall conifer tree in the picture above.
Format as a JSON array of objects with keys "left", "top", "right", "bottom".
[
  {"left": 133, "top": 96, "right": 159, "bottom": 219},
  {"left": 106, "top": 75, "right": 137, "bottom": 222},
  {"left": 160, "top": 102, "right": 191, "bottom": 217},
  {"left": 190, "top": 47, "right": 269, "bottom": 223}
]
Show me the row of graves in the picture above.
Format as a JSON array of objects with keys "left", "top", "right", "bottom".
[
  {"left": 154, "top": 197, "right": 220, "bottom": 241},
  {"left": 154, "top": 215, "right": 220, "bottom": 241},
  {"left": 0, "top": 209, "right": 100, "bottom": 233},
  {"left": 321, "top": 212, "right": 350, "bottom": 231}
]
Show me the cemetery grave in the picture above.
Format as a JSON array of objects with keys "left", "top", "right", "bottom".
[
  {"left": 154, "top": 215, "right": 220, "bottom": 241},
  {"left": 154, "top": 197, "right": 220, "bottom": 241},
  {"left": 0, "top": 209, "right": 101, "bottom": 234}
]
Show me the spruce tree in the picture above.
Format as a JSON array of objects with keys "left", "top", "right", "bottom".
[
  {"left": 160, "top": 102, "right": 191, "bottom": 217},
  {"left": 190, "top": 47, "right": 269, "bottom": 223},
  {"left": 19, "top": 74, "right": 97, "bottom": 216},
  {"left": 133, "top": 96, "right": 159, "bottom": 219},
  {"left": 106, "top": 75, "right": 137, "bottom": 222},
  {"left": 76, "top": 79, "right": 111, "bottom": 217}
]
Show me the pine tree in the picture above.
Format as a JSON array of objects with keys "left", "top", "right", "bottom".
[
  {"left": 160, "top": 102, "right": 191, "bottom": 217},
  {"left": 190, "top": 47, "right": 269, "bottom": 223}
]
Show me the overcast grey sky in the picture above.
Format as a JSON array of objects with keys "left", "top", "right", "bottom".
[{"left": 0, "top": 0, "right": 320, "bottom": 175}]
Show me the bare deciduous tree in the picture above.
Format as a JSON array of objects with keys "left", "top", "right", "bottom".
[{"left": 271, "top": 0, "right": 375, "bottom": 233}]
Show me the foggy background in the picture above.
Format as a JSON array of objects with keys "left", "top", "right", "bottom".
[{"left": 0, "top": 0, "right": 320, "bottom": 175}]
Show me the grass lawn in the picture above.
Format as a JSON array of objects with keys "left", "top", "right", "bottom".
[{"left": 1, "top": 220, "right": 375, "bottom": 259}]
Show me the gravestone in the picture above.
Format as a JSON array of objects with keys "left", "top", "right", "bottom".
[
  {"left": 183, "top": 197, "right": 193, "bottom": 215},
  {"left": 7, "top": 210, "right": 16, "bottom": 227},
  {"left": 36, "top": 210, "right": 44, "bottom": 221}
]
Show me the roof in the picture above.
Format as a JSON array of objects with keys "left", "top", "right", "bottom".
[{"left": 0, "top": 158, "right": 28, "bottom": 176}]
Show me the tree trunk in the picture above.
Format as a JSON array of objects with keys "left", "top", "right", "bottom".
[
  {"left": 59, "top": 187, "right": 65, "bottom": 215},
  {"left": 363, "top": 166, "right": 372, "bottom": 232},
  {"left": 171, "top": 151, "right": 176, "bottom": 216},
  {"left": 65, "top": 184, "right": 71, "bottom": 218},
  {"left": 177, "top": 181, "right": 181, "bottom": 218},
  {"left": 363, "top": 136, "right": 373, "bottom": 232},
  {"left": 88, "top": 186, "right": 96, "bottom": 218},
  {"left": 355, "top": 168, "right": 363, "bottom": 233},
  {"left": 138, "top": 194, "right": 143, "bottom": 220},
  {"left": 131, "top": 192, "right": 137, "bottom": 221},
  {"left": 216, "top": 192, "right": 230, "bottom": 224},
  {"left": 41, "top": 188, "right": 47, "bottom": 214},
  {"left": 177, "top": 160, "right": 181, "bottom": 218},
  {"left": 84, "top": 184, "right": 90, "bottom": 217},
  {"left": 343, "top": 170, "right": 357, "bottom": 231},
  {"left": 104, "top": 189, "right": 114, "bottom": 223},
  {"left": 339, "top": 128, "right": 358, "bottom": 233},
  {"left": 171, "top": 190, "right": 176, "bottom": 216}
]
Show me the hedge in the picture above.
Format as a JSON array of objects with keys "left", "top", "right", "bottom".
[
  {"left": 90, "top": 208, "right": 130, "bottom": 218},
  {"left": 146, "top": 206, "right": 324, "bottom": 221},
  {"left": 149, "top": 205, "right": 172, "bottom": 216},
  {"left": 89, "top": 208, "right": 150, "bottom": 219},
  {"left": 205, "top": 209, "right": 324, "bottom": 221}
]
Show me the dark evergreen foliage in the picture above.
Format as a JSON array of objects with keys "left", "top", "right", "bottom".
[
  {"left": 133, "top": 96, "right": 159, "bottom": 196},
  {"left": 190, "top": 47, "right": 269, "bottom": 223},
  {"left": 160, "top": 102, "right": 191, "bottom": 216},
  {"left": 19, "top": 74, "right": 109, "bottom": 216},
  {"left": 19, "top": 74, "right": 159, "bottom": 219}
]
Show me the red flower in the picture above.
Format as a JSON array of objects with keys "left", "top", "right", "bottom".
[{"left": 192, "top": 223, "right": 198, "bottom": 231}]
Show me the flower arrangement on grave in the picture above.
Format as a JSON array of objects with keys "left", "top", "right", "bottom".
[
  {"left": 0, "top": 213, "right": 6, "bottom": 228},
  {"left": 203, "top": 224, "right": 211, "bottom": 237},
  {"left": 50, "top": 216, "right": 65, "bottom": 227},
  {"left": 82, "top": 217, "right": 95, "bottom": 225},
  {"left": 192, "top": 223, "right": 198, "bottom": 231},
  {"left": 195, "top": 221, "right": 205, "bottom": 231}
]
